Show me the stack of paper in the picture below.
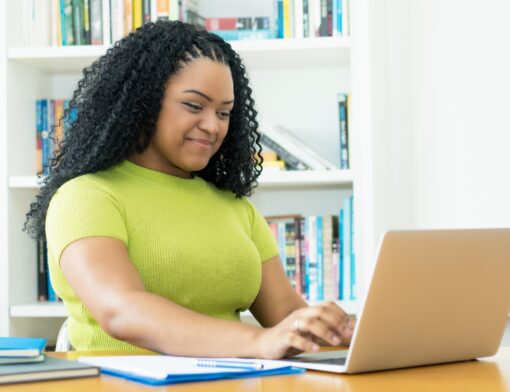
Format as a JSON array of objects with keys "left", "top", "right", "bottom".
[
  {"left": 79, "top": 355, "right": 305, "bottom": 385},
  {"left": 0, "top": 337, "right": 47, "bottom": 365}
]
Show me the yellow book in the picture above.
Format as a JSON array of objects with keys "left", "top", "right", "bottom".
[
  {"left": 283, "top": 0, "right": 291, "bottom": 38},
  {"left": 133, "top": 0, "right": 142, "bottom": 29}
]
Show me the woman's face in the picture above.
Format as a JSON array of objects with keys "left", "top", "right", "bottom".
[{"left": 131, "top": 57, "right": 234, "bottom": 178}]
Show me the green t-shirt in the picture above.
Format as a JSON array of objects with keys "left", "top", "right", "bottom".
[{"left": 45, "top": 160, "right": 279, "bottom": 351}]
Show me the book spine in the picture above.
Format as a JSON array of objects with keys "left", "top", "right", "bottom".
[
  {"left": 150, "top": 0, "right": 158, "bottom": 22},
  {"left": 45, "top": 243, "right": 57, "bottom": 302},
  {"left": 132, "top": 0, "right": 143, "bottom": 28},
  {"left": 41, "top": 99, "right": 50, "bottom": 176},
  {"left": 342, "top": 0, "right": 349, "bottom": 36},
  {"left": 209, "top": 29, "right": 276, "bottom": 41},
  {"left": 89, "top": 0, "right": 102, "bottom": 44},
  {"left": 142, "top": 0, "right": 151, "bottom": 24},
  {"left": 298, "top": 217, "right": 307, "bottom": 298},
  {"left": 294, "top": 0, "right": 304, "bottom": 39},
  {"left": 335, "top": 0, "right": 343, "bottom": 36},
  {"left": 169, "top": 0, "right": 179, "bottom": 20},
  {"left": 309, "top": 0, "right": 320, "bottom": 37},
  {"left": 205, "top": 17, "right": 237, "bottom": 31},
  {"left": 304, "top": 217, "right": 310, "bottom": 299},
  {"left": 342, "top": 198, "right": 351, "bottom": 301},
  {"left": 316, "top": 215, "right": 324, "bottom": 301},
  {"left": 322, "top": 215, "right": 334, "bottom": 301},
  {"left": 111, "top": 0, "right": 125, "bottom": 43},
  {"left": 156, "top": 0, "right": 170, "bottom": 20},
  {"left": 294, "top": 217, "right": 303, "bottom": 296},
  {"left": 338, "top": 93, "right": 349, "bottom": 169},
  {"left": 35, "top": 100, "right": 43, "bottom": 174},
  {"left": 327, "top": 0, "right": 333, "bottom": 36},
  {"left": 37, "top": 239, "right": 48, "bottom": 301},
  {"left": 277, "top": 221, "right": 287, "bottom": 274},
  {"left": 124, "top": 0, "right": 133, "bottom": 35},
  {"left": 307, "top": 216, "right": 318, "bottom": 301},
  {"left": 50, "top": 0, "right": 59, "bottom": 46},
  {"left": 302, "top": 0, "right": 309, "bottom": 37},
  {"left": 83, "top": 0, "right": 91, "bottom": 44},
  {"left": 72, "top": 0, "right": 84, "bottom": 45},
  {"left": 277, "top": 0, "right": 284, "bottom": 38},
  {"left": 338, "top": 208, "right": 344, "bottom": 300},
  {"left": 64, "top": 0, "right": 74, "bottom": 45},
  {"left": 319, "top": 0, "right": 327, "bottom": 36},
  {"left": 349, "top": 195, "right": 355, "bottom": 300}
]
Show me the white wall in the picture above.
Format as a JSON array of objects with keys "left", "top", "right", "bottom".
[
  {"left": 370, "top": 0, "right": 510, "bottom": 345},
  {"left": 373, "top": 0, "right": 510, "bottom": 234}
]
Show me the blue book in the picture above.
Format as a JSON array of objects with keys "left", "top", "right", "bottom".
[
  {"left": 78, "top": 355, "right": 304, "bottom": 386},
  {"left": 338, "top": 208, "right": 344, "bottom": 300},
  {"left": 209, "top": 29, "right": 276, "bottom": 41},
  {"left": 0, "top": 337, "right": 47, "bottom": 358},
  {"left": 316, "top": 216, "right": 324, "bottom": 301}
]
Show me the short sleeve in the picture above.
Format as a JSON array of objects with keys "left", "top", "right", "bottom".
[
  {"left": 243, "top": 199, "right": 279, "bottom": 263},
  {"left": 45, "top": 176, "right": 128, "bottom": 266}
]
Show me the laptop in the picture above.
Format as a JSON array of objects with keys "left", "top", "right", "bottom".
[{"left": 273, "top": 229, "right": 510, "bottom": 373}]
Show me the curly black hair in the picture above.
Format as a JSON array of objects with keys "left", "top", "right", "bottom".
[{"left": 24, "top": 20, "right": 263, "bottom": 241}]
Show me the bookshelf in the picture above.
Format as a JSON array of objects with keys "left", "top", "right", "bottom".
[{"left": 0, "top": 0, "right": 375, "bottom": 342}]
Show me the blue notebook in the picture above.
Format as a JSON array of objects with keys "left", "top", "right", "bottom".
[
  {"left": 79, "top": 355, "right": 305, "bottom": 385},
  {"left": 0, "top": 337, "right": 47, "bottom": 358}
]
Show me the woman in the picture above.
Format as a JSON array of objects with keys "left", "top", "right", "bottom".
[{"left": 25, "top": 21, "right": 354, "bottom": 359}]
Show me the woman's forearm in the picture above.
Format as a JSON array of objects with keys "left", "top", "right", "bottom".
[{"left": 103, "top": 289, "right": 262, "bottom": 357}]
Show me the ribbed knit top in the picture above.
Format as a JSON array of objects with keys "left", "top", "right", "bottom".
[{"left": 45, "top": 160, "right": 279, "bottom": 352}]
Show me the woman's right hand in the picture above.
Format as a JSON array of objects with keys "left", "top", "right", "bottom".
[{"left": 254, "top": 301, "right": 355, "bottom": 359}]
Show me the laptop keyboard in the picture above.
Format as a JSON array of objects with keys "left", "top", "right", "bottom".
[{"left": 285, "top": 356, "right": 347, "bottom": 365}]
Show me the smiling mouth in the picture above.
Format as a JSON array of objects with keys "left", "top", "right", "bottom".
[{"left": 187, "top": 138, "right": 214, "bottom": 148}]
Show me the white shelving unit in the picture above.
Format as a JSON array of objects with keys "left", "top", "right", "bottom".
[{"left": 0, "top": 0, "right": 375, "bottom": 342}]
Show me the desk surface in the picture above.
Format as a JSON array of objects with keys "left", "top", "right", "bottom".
[{"left": 3, "top": 348, "right": 510, "bottom": 391}]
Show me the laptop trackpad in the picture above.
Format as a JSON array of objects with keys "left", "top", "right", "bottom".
[{"left": 285, "top": 350, "right": 348, "bottom": 365}]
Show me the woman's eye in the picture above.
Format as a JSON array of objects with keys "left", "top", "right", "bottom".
[
  {"left": 184, "top": 103, "right": 201, "bottom": 111},
  {"left": 219, "top": 111, "right": 231, "bottom": 119}
]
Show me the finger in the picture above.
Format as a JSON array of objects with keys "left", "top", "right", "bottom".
[
  {"left": 301, "top": 303, "right": 353, "bottom": 340},
  {"left": 298, "top": 316, "right": 342, "bottom": 346},
  {"left": 285, "top": 332, "right": 320, "bottom": 354}
]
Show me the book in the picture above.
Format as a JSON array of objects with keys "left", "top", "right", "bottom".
[
  {"left": 0, "top": 337, "right": 47, "bottom": 358},
  {"left": 0, "top": 354, "right": 45, "bottom": 365},
  {"left": 262, "top": 126, "right": 339, "bottom": 170},
  {"left": 78, "top": 355, "right": 304, "bottom": 386},
  {"left": 0, "top": 356, "right": 99, "bottom": 385}
]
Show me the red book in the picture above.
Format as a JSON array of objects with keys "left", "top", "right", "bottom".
[{"left": 205, "top": 17, "right": 238, "bottom": 31}]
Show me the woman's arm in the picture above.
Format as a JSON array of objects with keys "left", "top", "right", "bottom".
[
  {"left": 60, "top": 236, "right": 261, "bottom": 358},
  {"left": 249, "top": 255, "right": 308, "bottom": 327}
]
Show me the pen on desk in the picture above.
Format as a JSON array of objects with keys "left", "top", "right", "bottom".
[{"left": 196, "top": 359, "right": 264, "bottom": 370}]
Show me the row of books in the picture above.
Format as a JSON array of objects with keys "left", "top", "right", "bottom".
[
  {"left": 20, "top": 0, "right": 350, "bottom": 47},
  {"left": 21, "top": 0, "right": 201, "bottom": 47},
  {"left": 266, "top": 195, "right": 356, "bottom": 302},
  {"left": 259, "top": 93, "right": 350, "bottom": 171},
  {"left": 275, "top": 0, "right": 350, "bottom": 39},
  {"left": 35, "top": 99, "right": 75, "bottom": 175}
]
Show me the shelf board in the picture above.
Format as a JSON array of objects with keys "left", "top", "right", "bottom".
[
  {"left": 9, "top": 170, "right": 352, "bottom": 190},
  {"left": 10, "top": 300, "right": 357, "bottom": 318},
  {"left": 10, "top": 302, "right": 68, "bottom": 318},
  {"left": 258, "top": 169, "right": 353, "bottom": 187},
  {"left": 7, "top": 37, "right": 350, "bottom": 73},
  {"left": 8, "top": 176, "right": 42, "bottom": 188}
]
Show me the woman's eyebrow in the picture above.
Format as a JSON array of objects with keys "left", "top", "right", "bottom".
[{"left": 182, "top": 89, "right": 234, "bottom": 105}]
